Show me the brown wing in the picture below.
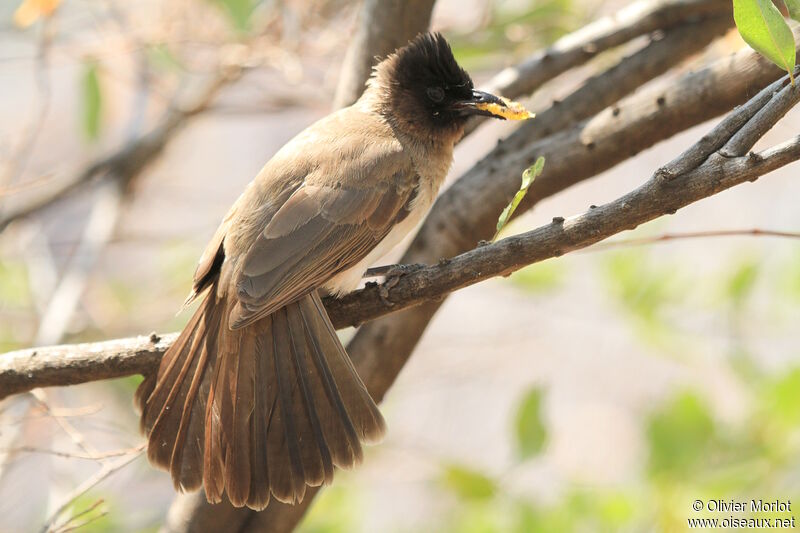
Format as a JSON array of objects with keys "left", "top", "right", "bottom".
[{"left": 230, "top": 174, "right": 416, "bottom": 329}]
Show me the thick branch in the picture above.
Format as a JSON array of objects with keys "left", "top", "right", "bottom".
[
  {"left": 483, "top": 0, "right": 729, "bottom": 99},
  {"left": 465, "top": 0, "right": 731, "bottom": 134},
  {"left": 332, "top": 0, "right": 437, "bottom": 109}
]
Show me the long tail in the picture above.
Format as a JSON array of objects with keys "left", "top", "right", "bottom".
[{"left": 135, "top": 286, "right": 385, "bottom": 510}]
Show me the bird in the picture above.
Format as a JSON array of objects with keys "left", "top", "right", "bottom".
[{"left": 135, "top": 32, "right": 531, "bottom": 511}]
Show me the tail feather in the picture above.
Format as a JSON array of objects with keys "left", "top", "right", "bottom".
[
  {"left": 224, "top": 323, "right": 254, "bottom": 507},
  {"left": 302, "top": 293, "right": 386, "bottom": 445},
  {"left": 142, "top": 300, "right": 207, "bottom": 469},
  {"left": 136, "top": 286, "right": 385, "bottom": 510},
  {"left": 247, "top": 334, "right": 272, "bottom": 509},
  {"left": 268, "top": 309, "right": 308, "bottom": 503},
  {"left": 287, "top": 306, "right": 335, "bottom": 486}
]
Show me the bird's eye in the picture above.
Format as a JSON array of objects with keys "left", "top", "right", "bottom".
[{"left": 426, "top": 86, "right": 445, "bottom": 103}]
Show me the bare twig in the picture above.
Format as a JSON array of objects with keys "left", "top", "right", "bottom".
[
  {"left": 52, "top": 498, "right": 106, "bottom": 533},
  {"left": 41, "top": 445, "right": 144, "bottom": 533},
  {"left": 590, "top": 228, "right": 800, "bottom": 250},
  {"left": 0, "top": 333, "right": 176, "bottom": 399},
  {"left": 30, "top": 389, "right": 99, "bottom": 458},
  {"left": 3, "top": 445, "right": 142, "bottom": 462}
]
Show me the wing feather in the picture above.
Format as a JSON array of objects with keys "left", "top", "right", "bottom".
[{"left": 231, "top": 175, "right": 416, "bottom": 328}]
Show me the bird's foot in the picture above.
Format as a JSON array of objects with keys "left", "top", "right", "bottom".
[{"left": 364, "top": 263, "right": 426, "bottom": 307}]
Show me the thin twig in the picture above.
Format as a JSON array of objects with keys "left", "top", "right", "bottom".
[
  {"left": 41, "top": 445, "right": 144, "bottom": 533},
  {"left": 589, "top": 228, "right": 800, "bottom": 250},
  {"left": 3, "top": 445, "right": 144, "bottom": 462},
  {"left": 50, "top": 498, "right": 105, "bottom": 533}
]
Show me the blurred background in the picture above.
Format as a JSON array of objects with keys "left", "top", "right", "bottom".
[{"left": 0, "top": 0, "right": 799, "bottom": 531}]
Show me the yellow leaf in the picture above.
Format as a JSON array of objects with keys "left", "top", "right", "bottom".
[{"left": 13, "top": 0, "right": 60, "bottom": 28}]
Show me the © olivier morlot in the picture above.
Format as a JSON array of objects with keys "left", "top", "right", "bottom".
[{"left": 136, "top": 32, "right": 533, "bottom": 511}]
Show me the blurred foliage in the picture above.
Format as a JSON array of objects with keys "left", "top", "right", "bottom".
[
  {"left": 0, "top": 259, "right": 32, "bottom": 351},
  {"left": 509, "top": 259, "right": 564, "bottom": 294},
  {"left": 0, "top": 259, "right": 31, "bottom": 308},
  {"left": 299, "top": 485, "right": 362, "bottom": 533},
  {"left": 440, "top": 463, "right": 498, "bottom": 502},
  {"left": 646, "top": 391, "right": 715, "bottom": 478},
  {"left": 721, "top": 256, "right": 760, "bottom": 311},
  {"left": 208, "top": 0, "right": 261, "bottom": 33},
  {"left": 600, "top": 248, "right": 686, "bottom": 344},
  {"left": 81, "top": 59, "right": 103, "bottom": 141},
  {"left": 776, "top": 249, "right": 800, "bottom": 302},
  {"left": 514, "top": 386, "right": 547, "bottom": 459},
  {"left": 145, "top": 44, "right": 184, "bottom": 73},
  {"left": 449, "top": 0, "right": 593, "bottom": 70}
]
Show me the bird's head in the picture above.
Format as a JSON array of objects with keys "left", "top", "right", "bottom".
[{"left": 367, "top": 32, "right": 529, "bottom": 142}]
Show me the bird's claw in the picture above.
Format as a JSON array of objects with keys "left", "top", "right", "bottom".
[{"left": 367, "top": 263, "right": 426, "bottom": 307}]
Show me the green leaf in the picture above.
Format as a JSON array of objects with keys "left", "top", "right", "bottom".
[
  {"left": 785, "top": 0, "right": 800, "bottom": 20},
  {"left": 81, "top": 60, "right": 102, "bottom": 140},
  {"left": 733, "top": 0, "right": 796, "bottom": 84},
  {"left": 440, "top": 463, "right": 497, "bottom": 501},
  {"left": 494, "top": 156, "right": 545, "bottom": 240},
  {"left": 515, "top": 387, "right": 547, "bottom": 459}
]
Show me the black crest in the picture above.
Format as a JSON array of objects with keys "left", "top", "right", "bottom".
[
  {"left": 372, "top": 32, "right": 475, "bottom": 138},
  {"left": 391, "top": 33, "right": 473, "bottom": 95}
]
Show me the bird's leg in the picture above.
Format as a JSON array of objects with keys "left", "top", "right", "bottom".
[{"left": 363, "top": 263, "right": 427, "bottom": 307}]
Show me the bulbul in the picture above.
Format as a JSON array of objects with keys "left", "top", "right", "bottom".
[{"left": 136, "top": 32, "right": 529, "bottom": 510}]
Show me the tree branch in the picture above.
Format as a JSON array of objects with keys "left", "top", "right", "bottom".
[
  {"left": 465, "top": 0, "right": 731, "bottom": 134},
  {"left": 332, "top": 0, "right": 437, "bottom": 109}
]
